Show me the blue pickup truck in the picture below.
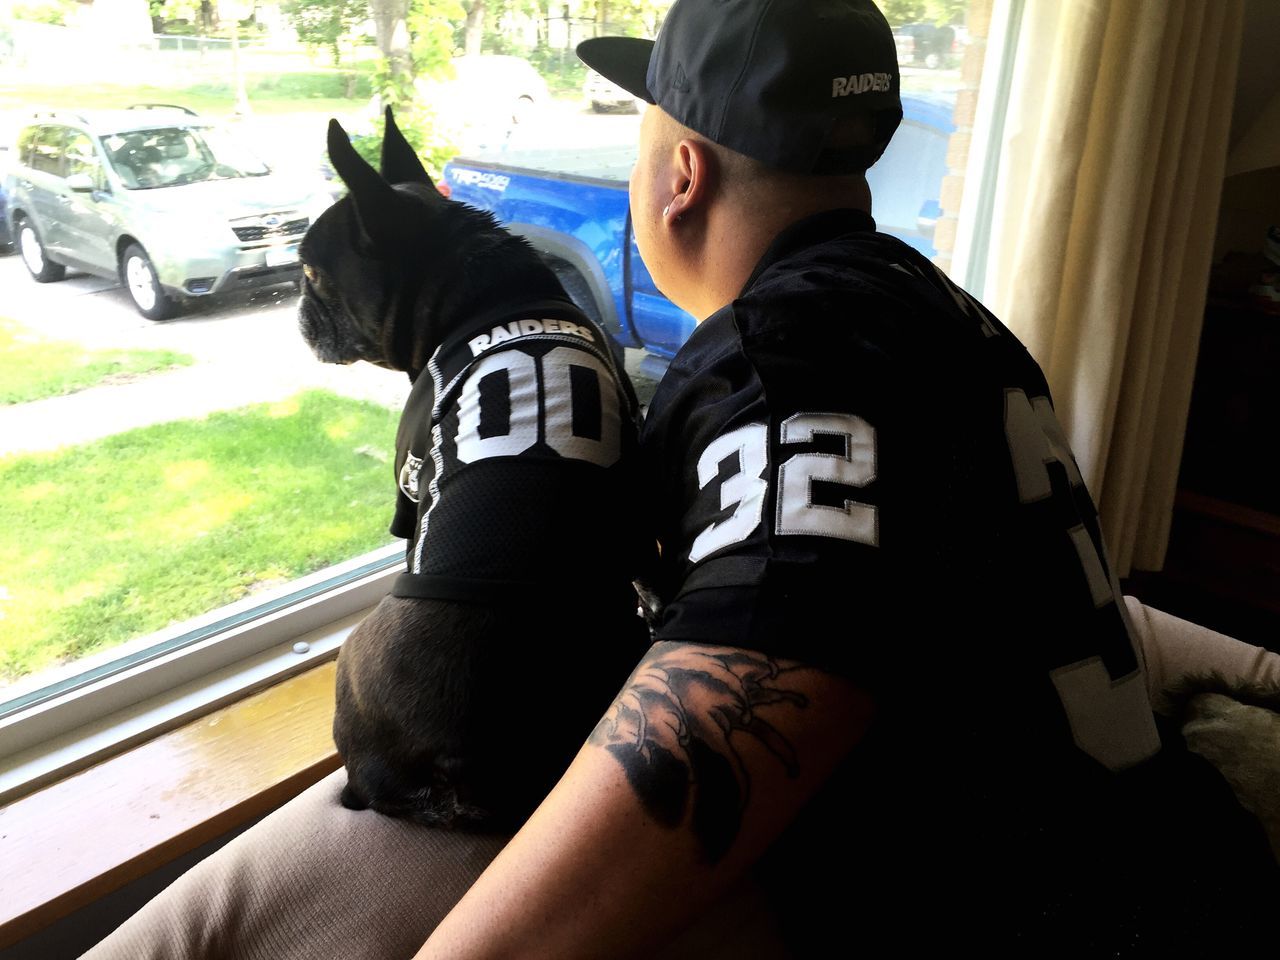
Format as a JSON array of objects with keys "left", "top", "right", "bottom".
[{"left": 443, "top": 95, "right": 954, "bottom": 376}]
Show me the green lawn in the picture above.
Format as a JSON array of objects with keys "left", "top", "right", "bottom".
[
  {"left": 0, "top": 66, "right": 376, "bottom": 118},
  {"left": 0, "top": 318, "right": 195, "bottom": 405},
  {"left": 0, "top": 389, "right": 400, "bottom": 684}
]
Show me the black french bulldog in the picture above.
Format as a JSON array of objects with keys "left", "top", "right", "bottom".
[{"left": 298, "top": 109, "right": 653, "bottom": 830}]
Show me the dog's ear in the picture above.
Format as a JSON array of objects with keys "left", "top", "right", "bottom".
[
  {"left": 381, "top": 106, "right": 435, "bottom": 188},
  {"left": 327, "top": 118, "right": 404, "bottom": 252}
]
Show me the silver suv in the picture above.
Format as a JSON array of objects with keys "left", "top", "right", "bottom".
[{"left": 6, "top": 106, "right": 333, "bottom": 320}]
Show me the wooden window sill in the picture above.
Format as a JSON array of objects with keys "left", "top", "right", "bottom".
[{"left": 0, "top": 658, "right": 342, "bottom": 950}]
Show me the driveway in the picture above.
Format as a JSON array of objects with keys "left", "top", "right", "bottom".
[
  {"left": 0, "top": 250, "right": 660, "bottom": 457},
  {"left": 0, "top": 252, "right": 411, "bottom": 457}
]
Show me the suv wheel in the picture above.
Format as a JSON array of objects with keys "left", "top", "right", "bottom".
[
  {"left": 17, "top": 217, "right": 66, "bottom": 283},
  {"left": 121, "top": 243, "right": 179, "bottom": 321}
]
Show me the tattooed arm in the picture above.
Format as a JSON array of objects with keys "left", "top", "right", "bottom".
[{"left": 412, "top": 641, "right": 874, "bottom": 959}]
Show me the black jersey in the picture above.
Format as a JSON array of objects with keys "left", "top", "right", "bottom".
[
  {"left": 388, "top": 298, "right": 647, "bottom": 604},
  {"left": 642, "top": 208, "right": 1156, "bottom": 773},
  {"left": 640, "top": 210, "right": 1277, "bottom": 950}
]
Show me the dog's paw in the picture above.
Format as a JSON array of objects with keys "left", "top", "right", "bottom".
[{"left": 339, "top": 780, "right": 370, "bottom": 811}]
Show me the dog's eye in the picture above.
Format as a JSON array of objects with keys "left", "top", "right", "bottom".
[{"left": 303, "top": 264, "right": 318, "bottom": 285}]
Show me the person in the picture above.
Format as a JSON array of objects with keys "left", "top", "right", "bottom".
[
  {"left": 412, "top": 1, "right": 1280, "bottom": 956},
  {"left": 82, "top": 3, "right": 1279, "bottom": 957}
]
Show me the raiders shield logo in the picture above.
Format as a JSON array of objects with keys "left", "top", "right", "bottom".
[{"left": 399, "top": 451, "right": 425, "bottom": 503}]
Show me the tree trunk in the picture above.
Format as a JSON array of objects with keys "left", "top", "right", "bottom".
[
  {"left": 229, "top": 16, "right": 252, "bottom": 116},
  {"left": 464, "top": 1, "right": 485, "bottom": 57},
  {"left": 370, "top": 0, "right": 412, "bottom": 82}
]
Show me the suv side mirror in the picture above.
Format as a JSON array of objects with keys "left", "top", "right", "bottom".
[{"left": 66, "top": 172, "right": 95, "bottom": 192}]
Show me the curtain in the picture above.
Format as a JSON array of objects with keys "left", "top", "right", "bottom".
[{"left": 982, "top": 0, "right": 1246, "bottom": 575}]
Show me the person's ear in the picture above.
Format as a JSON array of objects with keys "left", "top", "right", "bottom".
[{"left": 664, "top": 138, "right": 712, "bottom": 227}]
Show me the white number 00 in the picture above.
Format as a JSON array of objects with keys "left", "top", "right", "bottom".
[
  {"left": 688, "top": 413, "right": 877, "bottom": 564},
  {"left": 454, "top": 346, "right": 620, "bottom": 467}
]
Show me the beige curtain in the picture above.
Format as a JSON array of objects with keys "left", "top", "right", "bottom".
[{"left": 982, "top": 0, "right": 1245, "bottom": 576}]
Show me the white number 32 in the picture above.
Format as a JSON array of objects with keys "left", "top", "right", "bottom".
[{"left": 688, "top": 413, "right": 877, "bottom": 564}]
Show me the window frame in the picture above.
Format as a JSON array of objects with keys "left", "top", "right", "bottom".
[
  {"left": 0, "top": 0, "right": 1025, "bottom": 803},
  {"left": 951, "top": 0, "right": 1026, "bottom": 299},
  {"left": 0, "top": 547, "right": 400, "bottom": 803}
]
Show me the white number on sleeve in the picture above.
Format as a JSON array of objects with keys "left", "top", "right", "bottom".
[
  {"left": 688, "top": 423, "right": 768, "bottom": 564},
  {"left": 455, "top": 347, "right": 619, "bottom": 467},
  {"left": 1003, "top": 387, "right": 1158, "bottom": 771},
  {"left": 776, "top": 413, "right": 878, "bottom": 546},
  {"left": 1003, "top": 389, "right": 1110, "bottom": 606},
  {"left": 455, "top": 350, "right": 539, "bottom": 462},
  {"left": 541, "top": 346, "right": 621, "bottom": 467}
]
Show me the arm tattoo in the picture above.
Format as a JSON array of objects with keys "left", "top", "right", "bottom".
[{"left": 588, "top": 642, "right": 809, "bottom": 862}]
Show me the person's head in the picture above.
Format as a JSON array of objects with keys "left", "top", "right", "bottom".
[{"left": 579, "top": 0, "right": 902, "bottom": 317}]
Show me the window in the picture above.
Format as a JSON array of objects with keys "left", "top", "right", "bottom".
[
  {"left": 63, "top": 131, "right": 101, "bottom": 183},
  {"left": 16, "top": 124, "right": 39, "bottom": 168},
  {"left": 0, "top": 0, "right": 1018, "bottom": 790},
  {"left": 29, "top": 124, "right": 65, "bottom": 175}
]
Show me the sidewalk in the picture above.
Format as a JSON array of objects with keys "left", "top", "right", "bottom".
[{"left": 0, "top": 356, "right": 410, "bottom": 459}]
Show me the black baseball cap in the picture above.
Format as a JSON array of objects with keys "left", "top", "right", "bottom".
[{"left": 578, "top": 0, "right": 903, "bottom": 175}]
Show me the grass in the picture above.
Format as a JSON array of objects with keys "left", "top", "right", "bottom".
[
  {"left": 0, "top": 66, "right": 377, "bottom": 119},
  {"left": 0, "top": 317, "right": 195, "bottom": 405},
  {"left": 0, "top": 389, "right": 400, "bottom": 684}
]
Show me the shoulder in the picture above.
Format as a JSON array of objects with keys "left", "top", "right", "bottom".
[{"left": 743, "top": 228, "right": 940, "bottom": 326}]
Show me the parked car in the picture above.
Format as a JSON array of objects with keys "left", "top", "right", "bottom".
[
  {"left": 441, "top": 93, "right": 954, "bottom": 374},
  {"left": 893, "top": 22, "right": 958, "bottom": 69},
  {"left": 0, "top": 132, "right": 12, "bottom": 251},
  {"left": 381, "top": 55, "right": 550, "bottom": 130},
  {"left": 4, "top": 106, "right": 333, "bottom": 319},
  {"left": 0, "top": 175, "right": 10, "bottom": 252},
  {"left": 584, "top": 68, "right": 643, "bottom": 113}
]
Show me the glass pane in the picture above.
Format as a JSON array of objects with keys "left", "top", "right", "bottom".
[
  {"left": 0, "top": 1, "right": 998, "bottom": 713},
  {"left": 871, "top": 0, "right": 980, "bottom": 264},
  {"left": 30, "top": 124, "right": 66, "bottom": 175},
  {"left": 63, "top": 130, "right": 100, "bottom": 181},
  {"left": 1, "top": 17, "right": 413, "bottom": 706}
]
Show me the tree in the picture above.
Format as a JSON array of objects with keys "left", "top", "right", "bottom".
[
  {"left": 923, "top": 0, "right": 964, "bottom": 25},
  {"left": 353, "top": 0, "right": 463, "bottom": 182},
  {"left": 875, "top": 0, "right": 964, "bottom": 27},
  {"left": 410, "top": 0, "right": 465, "bottom": 77},
  {"left": 463, "top": 0, "right": 483, "bottom": 55},
  {"left": 368, "top": 0, "right": 463, "bottom": 105},
  {"left": 583, "top": 0, "right": 669, "bottom": 38},
  {"left": 282, "top": 0, "right": 366, "bottom": 65},
  {"left": 370, "top": 0, "right": 413, "bottom": 86}
]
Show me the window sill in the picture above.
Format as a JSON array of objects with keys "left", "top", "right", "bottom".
[
  {"left": 0, "top": 656, "right": 345, "bottom": 949},
  {"left": 0, "top": 551, "right": 398, "bottom": 804}
]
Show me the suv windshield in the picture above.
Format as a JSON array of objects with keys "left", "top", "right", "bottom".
[{"left": 99, "top": 125, "right": 270, "bottom": 190}]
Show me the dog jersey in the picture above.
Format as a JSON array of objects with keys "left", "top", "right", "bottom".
[
  {"left": 388, "top": 298, "right": 648, "bottom": 606},
  {"left": 639, "top": 209, "right": 1278, "bottom": 948}
]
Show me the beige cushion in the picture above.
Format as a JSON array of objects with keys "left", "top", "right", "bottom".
[
  {"left": 81, "top": 767, "right": 791, "bottom": 959},
  {"left": 84, "top": 596, "right": 1280, "bottom": 956}
]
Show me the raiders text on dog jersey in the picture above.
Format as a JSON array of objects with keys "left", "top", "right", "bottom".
[{"left": 389, "top": 299, "right": 647, "bottom": 604}]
